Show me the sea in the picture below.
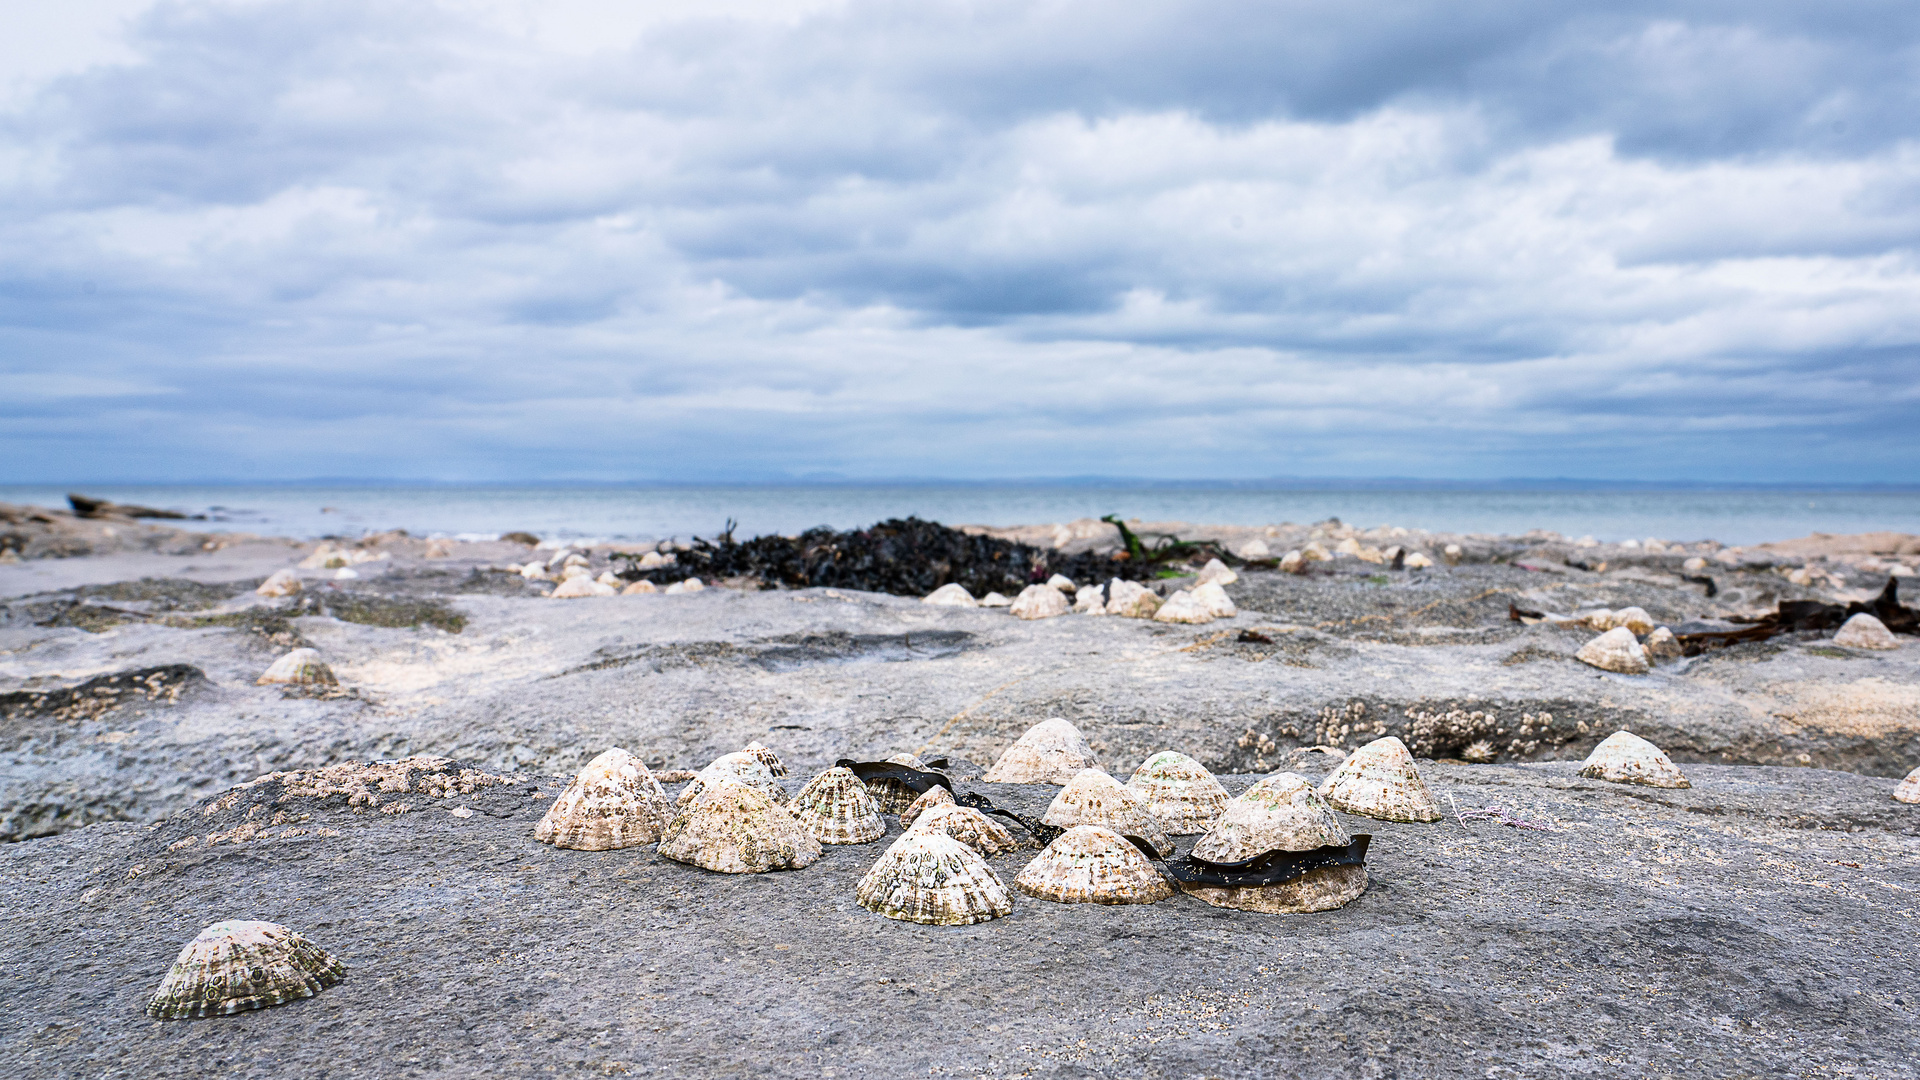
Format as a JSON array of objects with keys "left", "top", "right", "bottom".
[{"left": 7, "top": 483, "right": 1920, "bottom": 548}]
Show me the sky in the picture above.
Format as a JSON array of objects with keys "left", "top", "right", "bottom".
[{"left": 2, "top": 0, "right": 1918, "bottom": 484}]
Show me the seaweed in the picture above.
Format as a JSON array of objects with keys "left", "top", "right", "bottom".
[{"left": 623, "top": 517, "right": 1154, "bottom": 598}]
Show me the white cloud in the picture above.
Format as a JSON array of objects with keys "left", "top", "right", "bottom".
[{"left": 1, "top": 0, "right": 1917, "bottom": 482}]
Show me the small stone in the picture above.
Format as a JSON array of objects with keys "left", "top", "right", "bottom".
[
  {"left": 1578, "top": 730, "right": 1689, "bottom": 788},
  {"left": 922, "top": 583, "right": 977, "bottom": 607},
  {"left": 1010, "top": 584, "right": 1070, "bottom": 620},
  {"left": 1576, "top": 627, "right": 1649, "bottom": 674},
  {"left": 1833, "top": 613, "right": 1899, "bottom": 650}
]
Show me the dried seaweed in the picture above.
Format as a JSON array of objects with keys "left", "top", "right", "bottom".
[
  {"left": 1124, "top": 834, "right": 1372, "bottom": 888},
  {"left": 626, "top": 517, "right": 1153, "bottom": 598}
]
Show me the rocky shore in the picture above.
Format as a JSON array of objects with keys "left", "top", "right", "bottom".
[{"left": 2, "top": 501, "right": 1916, "bottom": 1077}]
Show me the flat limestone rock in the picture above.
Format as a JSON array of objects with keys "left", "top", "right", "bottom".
[
  {"left": 1576, "top": 627, "right": 1649, "bottom": 674},
  {"left": 1578, "top": 730, "right": 1690, "bottom": 789}
]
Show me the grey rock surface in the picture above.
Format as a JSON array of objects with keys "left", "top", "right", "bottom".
[{"left": 1, "top": 760, "right": 1915, "bottom": 1078}]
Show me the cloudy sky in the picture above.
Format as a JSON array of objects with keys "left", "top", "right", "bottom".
[{"left": 3, "top": 0, "right": 1918, "bottom": 483}]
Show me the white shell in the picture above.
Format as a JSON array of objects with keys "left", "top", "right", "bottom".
[
  {"left": 854, "top": 830, "right": 1012, "bottom": 925},
  {"left": 1010, "top": 584, "right": 1070, "bottom": 620},
  {"left": 256, "top": 648, "right": 336, "bottom": 686},
  {"left": 1895, "top": 766, "right": 1920, "bottom": 805},
  {"left": 1301, "top": 541, "right": 1332, "bottom": 561},
  {"left": 1073, "top": 585, "right": 1106, "bottom": 614},
  {"left": 788, "top": 767, "right": 886, "bottom": 844},
  {"left": 1014, "top": 825, "right": 1174, "bottom": 905},
  {"left": 1152, "top": 590, "right": 1214, "bottom": 624},
  {"left": 1190, "top": 581, "right": 1237, "bottom": 618},
  {"left": 1576, "top": 627, "right": 1649, "bottom": 674},
  {"left": 535, "top": 747, "right": 672, "bottom": 850},
  {"left": 663, "top": 577, "right": 705, "bottom": 594},
  {"left": 1237, "top": 539, "right": 1271, "bottom": 559},
  {"left": 741, "top": 741, "right": 788, "bottom": 777},
  {"left": 982, "top": 718, "right": 1100, "bottom": 784},
  {"left": 1193, "top": 773, "right": 1348, "bottom": 861},
  {"left": 1125, "top": 751, "right": 1230, "bottom": 835},
  {"left": 675, "top": 752, "right": 786, "bottom": 807},
  {"left": 922, "top": 583, "right": 977, "bottom": 607},
  {"left": 1194, "top": 558, "right": 1237, "bottom": 586},
  {"left": 1041, "top": 769, "right": 1172, "bottom": 856},
  {"left": 657, "top": 779, "right": 821, "bottom": 873},
  {"left": 1578, "top": 730, "right": 1690, "bottom": 788},
  {"left": 906, "top": 803, "right": 1021, "bottom": 855},
  {"left": 551, "top": 576, "right": 616, "bottom": 598},
  {"left": 147, "top": 920, "right": 345, "bottom": 1019},
  {"left": 1104, "top": 580, "right": 1161, "bottom": 618},
  {"left": 255, "top": 569, "right": 302, "bottom": 597},
  {"left": 979, "top": 591, "right": 1012, "bottom": 607},
  {"left": 1834, "top": 613, "right": 1899, "bottom": 650},
  {"left": 898, "top": 784, "right": 956, "bottom": 829},
  {"left": 1403, "top": 551, "right": 1434, "bottom": 568},
  {"left": 621, "top": 579, "right": 658, "bottom": 594},
  {"left": 1316, "top": 736, "right": 1443, "bottom": 823},
  {"left": 1045, "top": 574, "right": 1077, "bottom": 592},
  {"left": 1644, "top": 626, "right": 1682, "bottom": 660}
]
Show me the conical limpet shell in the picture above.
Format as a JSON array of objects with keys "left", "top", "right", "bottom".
[
  {"left": 905, "top": 804, "right": 1020, "bottom": 855},
  {"left": 898, "top": 784, "right": 955, "bottom": 829},
  {"left": 657, "top": 779, "right": 821, "bottom": 873},
  {"left": 1014, "top": 825, "right": 1175, "bottom": 905},
  {"left": 1125, "top": 751, "right": 1230, "bottom": 835},
  {"left": 1183, "top": 773, "right": 1365, "bottom": 913},
  {"left": 922, "top": 583, "right": 977, "bottom": 607},
  {"left": 675, "top": 752, "right": 786, "bottom": 807},
  {"left": 1316, "top": 736, "right": 1443, "bottom": 823},
  {"left": 863, "top": 752, "right": 934, "bottom": 812},
  {"left": 1194, "top": 773, "right": 1348, "bottom": 862},
  {"left": 1041, "top": 769, "right": 1172, "bottom": 856},
  {"left": 1577, "top": 731, "right": 1690, "bottom": 789},
  {"left": 1895, "top": 766, "right": 1920, "bottom": 805},
  {"left": 147, "top": 920, "right": 345, "bottom": 1019},
  {"left": 982, "top": 718, "right": 1099, "bottom": 784},
  {"left": 256, "top": 648, "right": 337, "bottom": 686},
  {"left": 1152, "top": 590, "right": 1214, "bottom": 624},
  {"left": 788, "top": 767, "right": 886, "bottom": 844},
  {"left": 1575, "top": 627, "right": 1649, "bottom": 674},
  {"left": 1009, "top": 584, "right": 1070, "bottom": 620},
  {"left": 742, "top": 741, "right": 788, "bottom": 777},
  {"left": 255, "top": 569, "right": 301, "bottom": 597},
  {"left": 855, "top": 830, "right": 1012, "bottom": 925},
  {"left": 534, "top": 747, "right": 672, "bottom": 850},
  {"left": 1834, "top": 613, "right": 1900, "bottom": 650}
]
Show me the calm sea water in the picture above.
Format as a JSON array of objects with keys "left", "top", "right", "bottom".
[{"left": 4, "top": 484, "right": 1919, "bottom": 547}]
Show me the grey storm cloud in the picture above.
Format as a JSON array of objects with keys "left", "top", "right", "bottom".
[{"left": 1, "top": 0, "right": 1918, "bottom": 482}]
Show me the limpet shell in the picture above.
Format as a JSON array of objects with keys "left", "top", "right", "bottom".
[
  {"left": 1125, "top": 751, "right": 1230, "bottom": 835},
  {"left": 675, "top": 752, "right": 786, "bottom": 807},
  {"left": 1014, "top": 825, "right": 1174, "bottom": 905},
  {"left": 898, "top": 784, "right": 956, "bottom": 829},
  {"left": 256, "top": 648, "right": 336, "bottom": 686},
  {"left": 742, "top": 741, "right": 788, "bottom": 778},
  {"left": 147, "top": 920, "right": 344, "bottom": 1019},
  {"left": 864, "top": 752, "right": 933, "bottom": 812},
  {"left": 535, "top": 747, "right": 672, "bottom": 850},
  {"left": 905, "top": 804, "right": 1020, "bottom": 856},
  {"left": 657, "top": 779, "right": 821, "bottom": 874},
  {"left": 1895, "top": 766, "right": 1920, "bottom": 805},
  {"left": 1317, "top": 736, "right": 1443, "bottom": 823},
  {"left": 982, "top": 718, "right": 1099, "bottom": 785},
  {"left": 1041, "top": 769, "right": 1172, "bottom": 856},
  {"left": 789, "top": 767, "right": 886, "bottom": 844},
  {"left": 1577, "top": 731, "right": 1690, "bottom": 789},
  {"left": 855, "top": 830, "right": 1011, "bottom": 925},
  {"left": 1193, "top": 773, "right": 1347, "bottom": 862}
]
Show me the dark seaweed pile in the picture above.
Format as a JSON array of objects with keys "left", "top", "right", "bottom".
[{"left": 626, "top": 517, "right": 1155, "bottom": 598}]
